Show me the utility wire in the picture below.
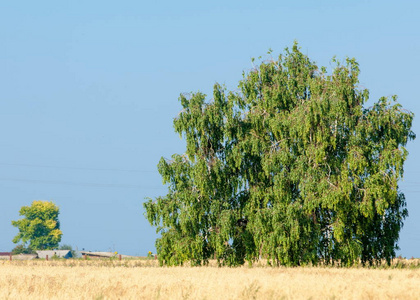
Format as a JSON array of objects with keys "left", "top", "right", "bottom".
[
  {"left": 0, "top": 162, "right": 156, "bottom": 173},
  {"left": 0, "top": 177, "right": 166, "bottom": 190}
]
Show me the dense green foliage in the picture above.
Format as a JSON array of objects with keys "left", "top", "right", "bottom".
[
  {"left": 11, "top": 244, "right": 35, "bottom": 255},
  {"left": 12, "top": 200, "right": 63, "bottom": 250},
  {"left": 144, "top": 43, "right": 415, "bottom": 266}
]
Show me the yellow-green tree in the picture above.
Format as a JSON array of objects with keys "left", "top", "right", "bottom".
[{"left": 12, "top": 200, "right": 62, "bottom": 250}]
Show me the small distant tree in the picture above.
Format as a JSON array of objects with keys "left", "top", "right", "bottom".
[
  {"left": 58, "top": 244, "right": 78, "bottom": 258},
  {"left": 12, "top": 200, "right": 63, "bottom": 250}
]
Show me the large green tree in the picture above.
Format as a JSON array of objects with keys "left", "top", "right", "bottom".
[
  {"left": 12, "top": 200, "right": 63, "bottom": 250},
  {"left": 144, "top": 43, "right": 415, "bottom": 266}
]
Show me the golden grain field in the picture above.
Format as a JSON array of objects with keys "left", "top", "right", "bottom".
[{"left": 1, "top": 259, "right": 419, "bottom": 300}]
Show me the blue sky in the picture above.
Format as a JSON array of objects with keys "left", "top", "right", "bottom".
[{"left": 1, "top": 1, "right": 419, "bottom": 257}]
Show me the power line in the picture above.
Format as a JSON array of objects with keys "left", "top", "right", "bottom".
[
  {"left": 0, "top": 162, "right": 156, "bottom": 173},
  {"left": 0, "top": 177, "right": 166, "bottom": 190}
]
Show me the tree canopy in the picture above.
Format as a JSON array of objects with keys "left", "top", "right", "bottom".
[
  {"left": 12, "top": 200, "right": 63, "bottom": 250},
  {"left": 144, "top": 43, "right": 415, "bottom": 266}
]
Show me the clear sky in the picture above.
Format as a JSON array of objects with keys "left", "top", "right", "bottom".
[{"left": 0, "top": 1, "right": 419, "bottom": 257}]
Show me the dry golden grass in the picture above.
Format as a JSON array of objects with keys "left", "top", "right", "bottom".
[{"left": 1, "top": 259, "right": 419, "bottom": 299}]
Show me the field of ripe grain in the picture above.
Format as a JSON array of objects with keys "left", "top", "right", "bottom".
[{"left": 1, "top": 260, "right": 419, "bottom": 299}]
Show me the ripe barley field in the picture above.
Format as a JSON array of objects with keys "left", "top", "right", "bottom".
[{"left": 1, "top": 259, "right": 419, "bottom": 299}]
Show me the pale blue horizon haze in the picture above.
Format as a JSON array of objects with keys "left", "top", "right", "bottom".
[{"left": 1, "top": 1, "right": 419, "bottom": 257}]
